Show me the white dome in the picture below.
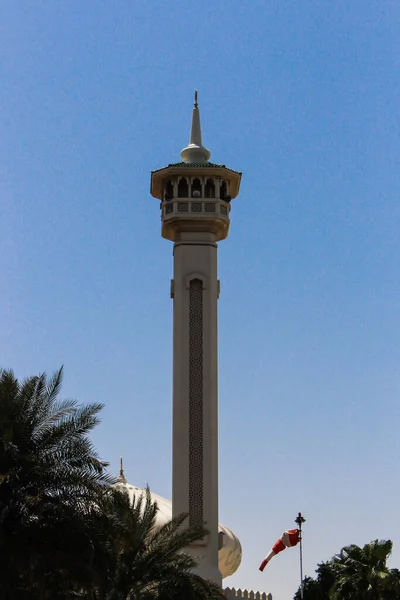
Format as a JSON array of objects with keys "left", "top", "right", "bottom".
[{"left": 115, "top": 480, "right": 242, "bottom": 579}]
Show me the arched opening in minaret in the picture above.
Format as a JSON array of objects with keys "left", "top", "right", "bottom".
[
  {"left": 205, "top": 178, "right": 215, "bottom": 198},
  {"left": 164, "top": 180, "right": 174, "bottom": 201},
  {"left": 220, "top": 180, "right": 228, "bottom": 200},
  {"left": 178, "top": 177, "right": 189, "bottom": 198},
  {"left": 191, "top": 178, "right": 202, "bottom": 198}
]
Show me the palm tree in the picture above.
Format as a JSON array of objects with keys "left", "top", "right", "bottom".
[
  {"left": 0, "top": 366, "right": 111, "bottom": 599},
  {"left": 0, "top": 367, "right": 227, "bottom": 600},
  {"left": 293, "top": 561, "right": 335, "bottom": 599},
  {"left": 381, "top": 568, "right": 400, "bottom": 600},
  {"left": 91, "top": 486, "right": 225, "bottom": 600},
  {"left": 329, "top": 539, "right": 400, "bottom": 600}
]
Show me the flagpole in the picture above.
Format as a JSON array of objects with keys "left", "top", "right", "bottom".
[{"left": 295, "top": 512, "right": 306, "bottom": 599}]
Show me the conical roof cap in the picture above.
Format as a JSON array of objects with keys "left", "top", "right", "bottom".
[{"left": 180, "top": 91, "right": 211, "bottom": 163}]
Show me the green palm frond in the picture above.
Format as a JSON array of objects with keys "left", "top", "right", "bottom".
[
  {"left": 0, "top": 367, "right": 112, "bottom": 598},
  {"left": 328, "top": 540, "right": 396, "bottom": 600},
  {"left": 0, "top": 368, "right": 227, "bottom": 600},
  {"left": 94, "top": 485, "right": 223, "bottom": 600}
]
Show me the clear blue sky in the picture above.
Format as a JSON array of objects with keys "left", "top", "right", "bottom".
[{"left": 1, "top": 1, "right": 400, "bottom": 598}]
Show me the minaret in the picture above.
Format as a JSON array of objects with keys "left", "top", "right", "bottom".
[{"left": 150, "top": 93, "right": 242, "bottom": 585}]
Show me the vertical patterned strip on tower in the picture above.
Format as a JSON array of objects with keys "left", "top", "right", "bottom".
[{"left": 188, "top": 278, "right": 204, "bottom": 527}]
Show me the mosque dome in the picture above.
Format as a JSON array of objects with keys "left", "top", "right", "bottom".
[{"left": 115, "top": 471, "right": 242, "bottom": 579}]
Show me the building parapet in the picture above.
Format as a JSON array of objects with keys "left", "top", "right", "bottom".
[{"left": 224, "top": 587, "right": 272, "bottom": 600}]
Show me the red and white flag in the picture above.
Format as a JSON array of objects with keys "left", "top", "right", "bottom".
[{"left": 259, "top": 529, "right": 300, "bottom": 572}]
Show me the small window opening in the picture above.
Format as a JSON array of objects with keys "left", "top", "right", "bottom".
[
  {"left": 192, "top": 178, "right": 202, "bottom": 197},
  {"left": 164, "top": 180, "right": 174, "bottom": 201},
  {"left": 220, "top": 180, "right": 228, "bottom": 199},
  {"left": 205, "top": 178, "right": 215, "bottom": 198},
  {"left": 178, "top": 178, "right": 189, "bottom": 198}
]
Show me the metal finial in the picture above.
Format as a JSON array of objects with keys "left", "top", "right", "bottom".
[
  {"left": 180, "top": 90, "right": 210, "bottom": 163},
  {"left": 116, "top": 456, "right": 127, "bottom": 484}
]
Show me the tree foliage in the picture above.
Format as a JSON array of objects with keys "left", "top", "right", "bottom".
[
  {"left": 294, "top": 540, "right": 400, "bottom": 600},
  {"left": 93, "top": 486, "right": 224, "bottom": 600},
  {"left": 0, "top": 367, "right": 225, "bottom": 600}
]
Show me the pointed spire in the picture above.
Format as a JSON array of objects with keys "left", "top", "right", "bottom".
[
  {"left": 180, "top": 90, "right": 211, "bottom": 163},
  {"left": 116, "top": 456, "right": 127, "bottom": 484}
]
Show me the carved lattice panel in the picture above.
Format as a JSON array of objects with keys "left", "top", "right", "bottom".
[{"left": 188, "top": 278, "right": 203, "bottom": 528}]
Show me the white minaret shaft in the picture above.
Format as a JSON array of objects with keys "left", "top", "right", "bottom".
[
  {"left": 172, "top": 229, "right": 220, "bottom": 583},
  {"left": 150, "top": 93, "right": 242, "bottom": 585}
]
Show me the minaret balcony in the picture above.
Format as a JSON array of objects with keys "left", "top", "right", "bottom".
[
  {"left": 160, "top": 198, "right": 231, "bottom": 242},
  {"left": 150, "top": 92, "right": 242, "bottom": 244}
]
